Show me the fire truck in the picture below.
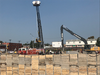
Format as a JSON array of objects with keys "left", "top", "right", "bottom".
[{"left": 18, "top": 48, "right": 45, "bottom": 55}]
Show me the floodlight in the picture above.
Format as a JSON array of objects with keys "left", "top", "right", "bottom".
[{"left": 32, "top": 1, "right": 41, "bottom": 6}]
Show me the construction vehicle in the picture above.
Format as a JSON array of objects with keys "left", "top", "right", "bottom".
[
  {"left": 60, "top": 25, "right": 100, "bottom": 54},
  {"left": 18, "top": 48, "right": 45, "bottom": 55}
]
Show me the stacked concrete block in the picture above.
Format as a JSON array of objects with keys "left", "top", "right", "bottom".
[
  {"left": 61, "top": 54, "right": 69, "bottom": 75},
  {"left": 53, "top": 55, "right": 61, "bottom": 75},
  {"left": 45, "top": 55, "right": 53, "bottom": 75},
  {"left": 39, "top": 55, "right": 46, "bottom": 75},
  {"left": 69, "top": 54, "right": 78, "bottom": 75},
  {"left": 54, "top": 65, "right": 61, "bottom": 75},
  {"left": 97, "top": 66, "right": 100, "bottom": 75},
  {"left": 32, "top": 55, "right": 39, "bottom": 75},
  {"left": 6, "top": 55, "right": 12, "bottom": 75},
  {"left": 70, "top": 66, "right": 78, "bottom": 75},
  {"left": 87, "top": 55, "right": 97, "bottom": 75},
  {"left": 69, "top": 54, "right": 78, "bottom": 66},
  {"left": 12, "top": 54, "right": 19, "bottom": 75},
  {"left": 19, "top": 55, "right": 25, "bottom": 75},
  {"left": 88, "top": 66, "right": 97, "bottom": 75},
  {"left": 97, "top": 54, "right": 100, "bottom": 75},
  {"left": 0, "top": 55, "right": 6, "bottom": 75},
  {"left": 79, "top": 66, "right": 87, "bottom": 75},
  {"left": 25, "top": 55, "right": 32, "bottom": 75},
  {"left": 46, "top": 65, "right": 53, "bottom": 75},
  {"left": 0, "top": 53, "right": 100, "bottom": 75},
  {"left": 87, "top": 54, "right": 97, "bottom": 66},
  {"left": 78, "top": 54, "right": 87, "bottom": 75},
  {"left": 0, "top": 64, "right": 6, "bottom": 75}
]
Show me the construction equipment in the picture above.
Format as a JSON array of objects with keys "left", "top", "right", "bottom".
[
  {"left": 60, "top": 25, "right": 100, "bottom": 53},
  {"left": 32, "top": 1, "right": 44, "bottom": 48}
]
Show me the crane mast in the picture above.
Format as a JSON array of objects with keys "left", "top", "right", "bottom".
[{"left": 32, "top": 1, "right": 44, "bottom": 48}]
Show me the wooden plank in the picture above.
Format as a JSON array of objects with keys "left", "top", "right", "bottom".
[
  {"left": 7, "top": 71, "right": 12, "bottom": 75},
  {"left": 97, "top": 66, "right": 100, "bottom": 74},
  {"left": 19, "top": 55, "right": 25, "bottom": 65},
  {"left": 19, "top": 65, "right": 24, "bottom": 75},
  {"left": 13, "top": 63, "right": 18, "bottom": 75},
  {"left": 39, "top": 66, "right": 45, "bottom": 75},
  {"left": 46, "top": 65, "right": 53, "bottom": 75},
  {"left": 13, "top": 70, "right": 18, "bottom": 75},
  {"left": 88, "top": 66, "right": 96, "bottom": 75},
  {"left": 70, "top": 72, "right": 78, "bottom": 75},
  {"left": 0, "top": 71, "right": 6, "bottom": 75},
  {"left": 79, "top": 67, "right": 87, "bottom": 75},
  {"left": 53, "top": 55, "right": 61, "bottom": 65},
  {"left": 32, "top": 55, "right": 38, "bottom": 59},
  {"left": 69, "top": 54, "right": 78, "bottom": 66},
  {"left": 45, "top": 55, "right": 53, "bottom": 65},
  {"left": 78, "top": 54, "right": 87, "bottom": 67},
  {"left": 97, "top": 54, "right": 100, "bottom": 66},
  {"left": 39, "top": 55, "right": 45, "bottom": 75},
  {"left": 39, "top": 55, "right": 45, "bottom": 66},
  {"left": 25, "top": 55, "right": 31, "bottom": 65},
  {"left": 0, "top": 63, "right": 6, "bottom": 75},
  {"left": 25, "top": 66, "right": 31, "bottom": 75},
  {"left": 62, "top": 69, "right": 69, "bottom": 75},
  {"left": 54, "top": 66, "right": 61, "bottom": 75},
  {"left": 87, "top": 54, "right": 96, "bottom": 66},
  {"left": 70, "top": 66, "right": 78, "bottom": 72},
  {"left": 0, "top": 55, "right": 6, "bottom": 63},
  {"left": 12, "top": 54, "right": 19, "bottom": 64},
  {"left": 32, "top": 56, "right": 38, "bottom": 75}
]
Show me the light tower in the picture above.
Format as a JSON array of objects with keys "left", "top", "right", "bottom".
[{"left": 32, "top": 1, "right": 44, "bottom": 48}]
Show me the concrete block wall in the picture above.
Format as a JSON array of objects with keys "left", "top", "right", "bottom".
[{"left": 0, "top": 54, "right": 100, "bottom": 75}]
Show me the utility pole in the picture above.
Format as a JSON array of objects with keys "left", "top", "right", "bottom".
[{"left": 32, "top": 1, "right": 44, "bottom": 49}]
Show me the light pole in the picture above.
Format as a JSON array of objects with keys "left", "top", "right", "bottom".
[{"left": 30, "top": 33, "right": 34, "bottom": 48}]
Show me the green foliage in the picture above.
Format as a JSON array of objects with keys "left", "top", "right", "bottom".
[
  {"left": 96, "top": 37, "right": 100, "bottom": 47},
  {"left": 23, "top": 43, "right": 29, "bottom": 45},
  {"left": 44, "top": 43, "right": 50, "bottom": 46},
  {"left": 0, "top": 41, "right": 3, "bottom": 44},
  {"left": 34, "top": 42, "right": 39, "bottom": 48},
  {"left": 30, "top": 41, "right": 34, "bottom": 48}
]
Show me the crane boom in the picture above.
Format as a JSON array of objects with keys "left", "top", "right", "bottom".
[{"left": 61, "top": 25, "right": 90, "bottom": 52}]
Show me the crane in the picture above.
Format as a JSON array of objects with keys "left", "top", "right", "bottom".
[
  {"left": 32, "top": 1, "right": 44, "bottom": 48},
  {"left": 60, "top": 25, "right": 91, "bottom": 53}
]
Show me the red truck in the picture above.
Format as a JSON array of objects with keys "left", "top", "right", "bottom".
[{"left": 18, "top": 48, "right": 45, "bottom": 55}]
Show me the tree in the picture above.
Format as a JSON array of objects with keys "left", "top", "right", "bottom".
[
  {"left": 96, "top": 37, "right": 100, "bottom": 47},
  {"left": 30, "top": 41, "right": 34, "bottom": 48},
  {"left": 34, "top": 42, "right": 39, "bottom": 48},
  {"left": 88, "top": 36, "right": 94, "bottom": 39},
  {"left": 44, "top": 43, "right": 50, "bottom": 46},
  {"left": 0, "top": 41, "right": 3, "bottom": 44}
]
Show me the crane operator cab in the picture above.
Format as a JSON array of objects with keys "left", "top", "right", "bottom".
[
  {"left": 84, "top": 45, "right": 91, "bottom": 49},
  {"left": 84, "top": 45, "right": 92, "bottom": 54}
]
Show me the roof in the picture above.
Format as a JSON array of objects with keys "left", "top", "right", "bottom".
[{"left": 66, "top": 39, "right": 97, "bottom": 42}]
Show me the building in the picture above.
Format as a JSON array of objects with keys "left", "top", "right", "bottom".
[
  {"left": 52, "top": 42, "right": 62, "bottom": 48},
  {"left": 1, "top": 42, "right": 23, "bottom": 51},
  {"left": 66, "top": 39, "right": 97, "bottom": 48}
]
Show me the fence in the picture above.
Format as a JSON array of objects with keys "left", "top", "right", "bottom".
[{"left": 0, "top": 54, "right": 100, "bottom": 75}]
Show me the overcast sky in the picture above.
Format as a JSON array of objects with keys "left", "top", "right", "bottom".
[{"left": 0, "top": 0, "right": 100, "bottom": 44}]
